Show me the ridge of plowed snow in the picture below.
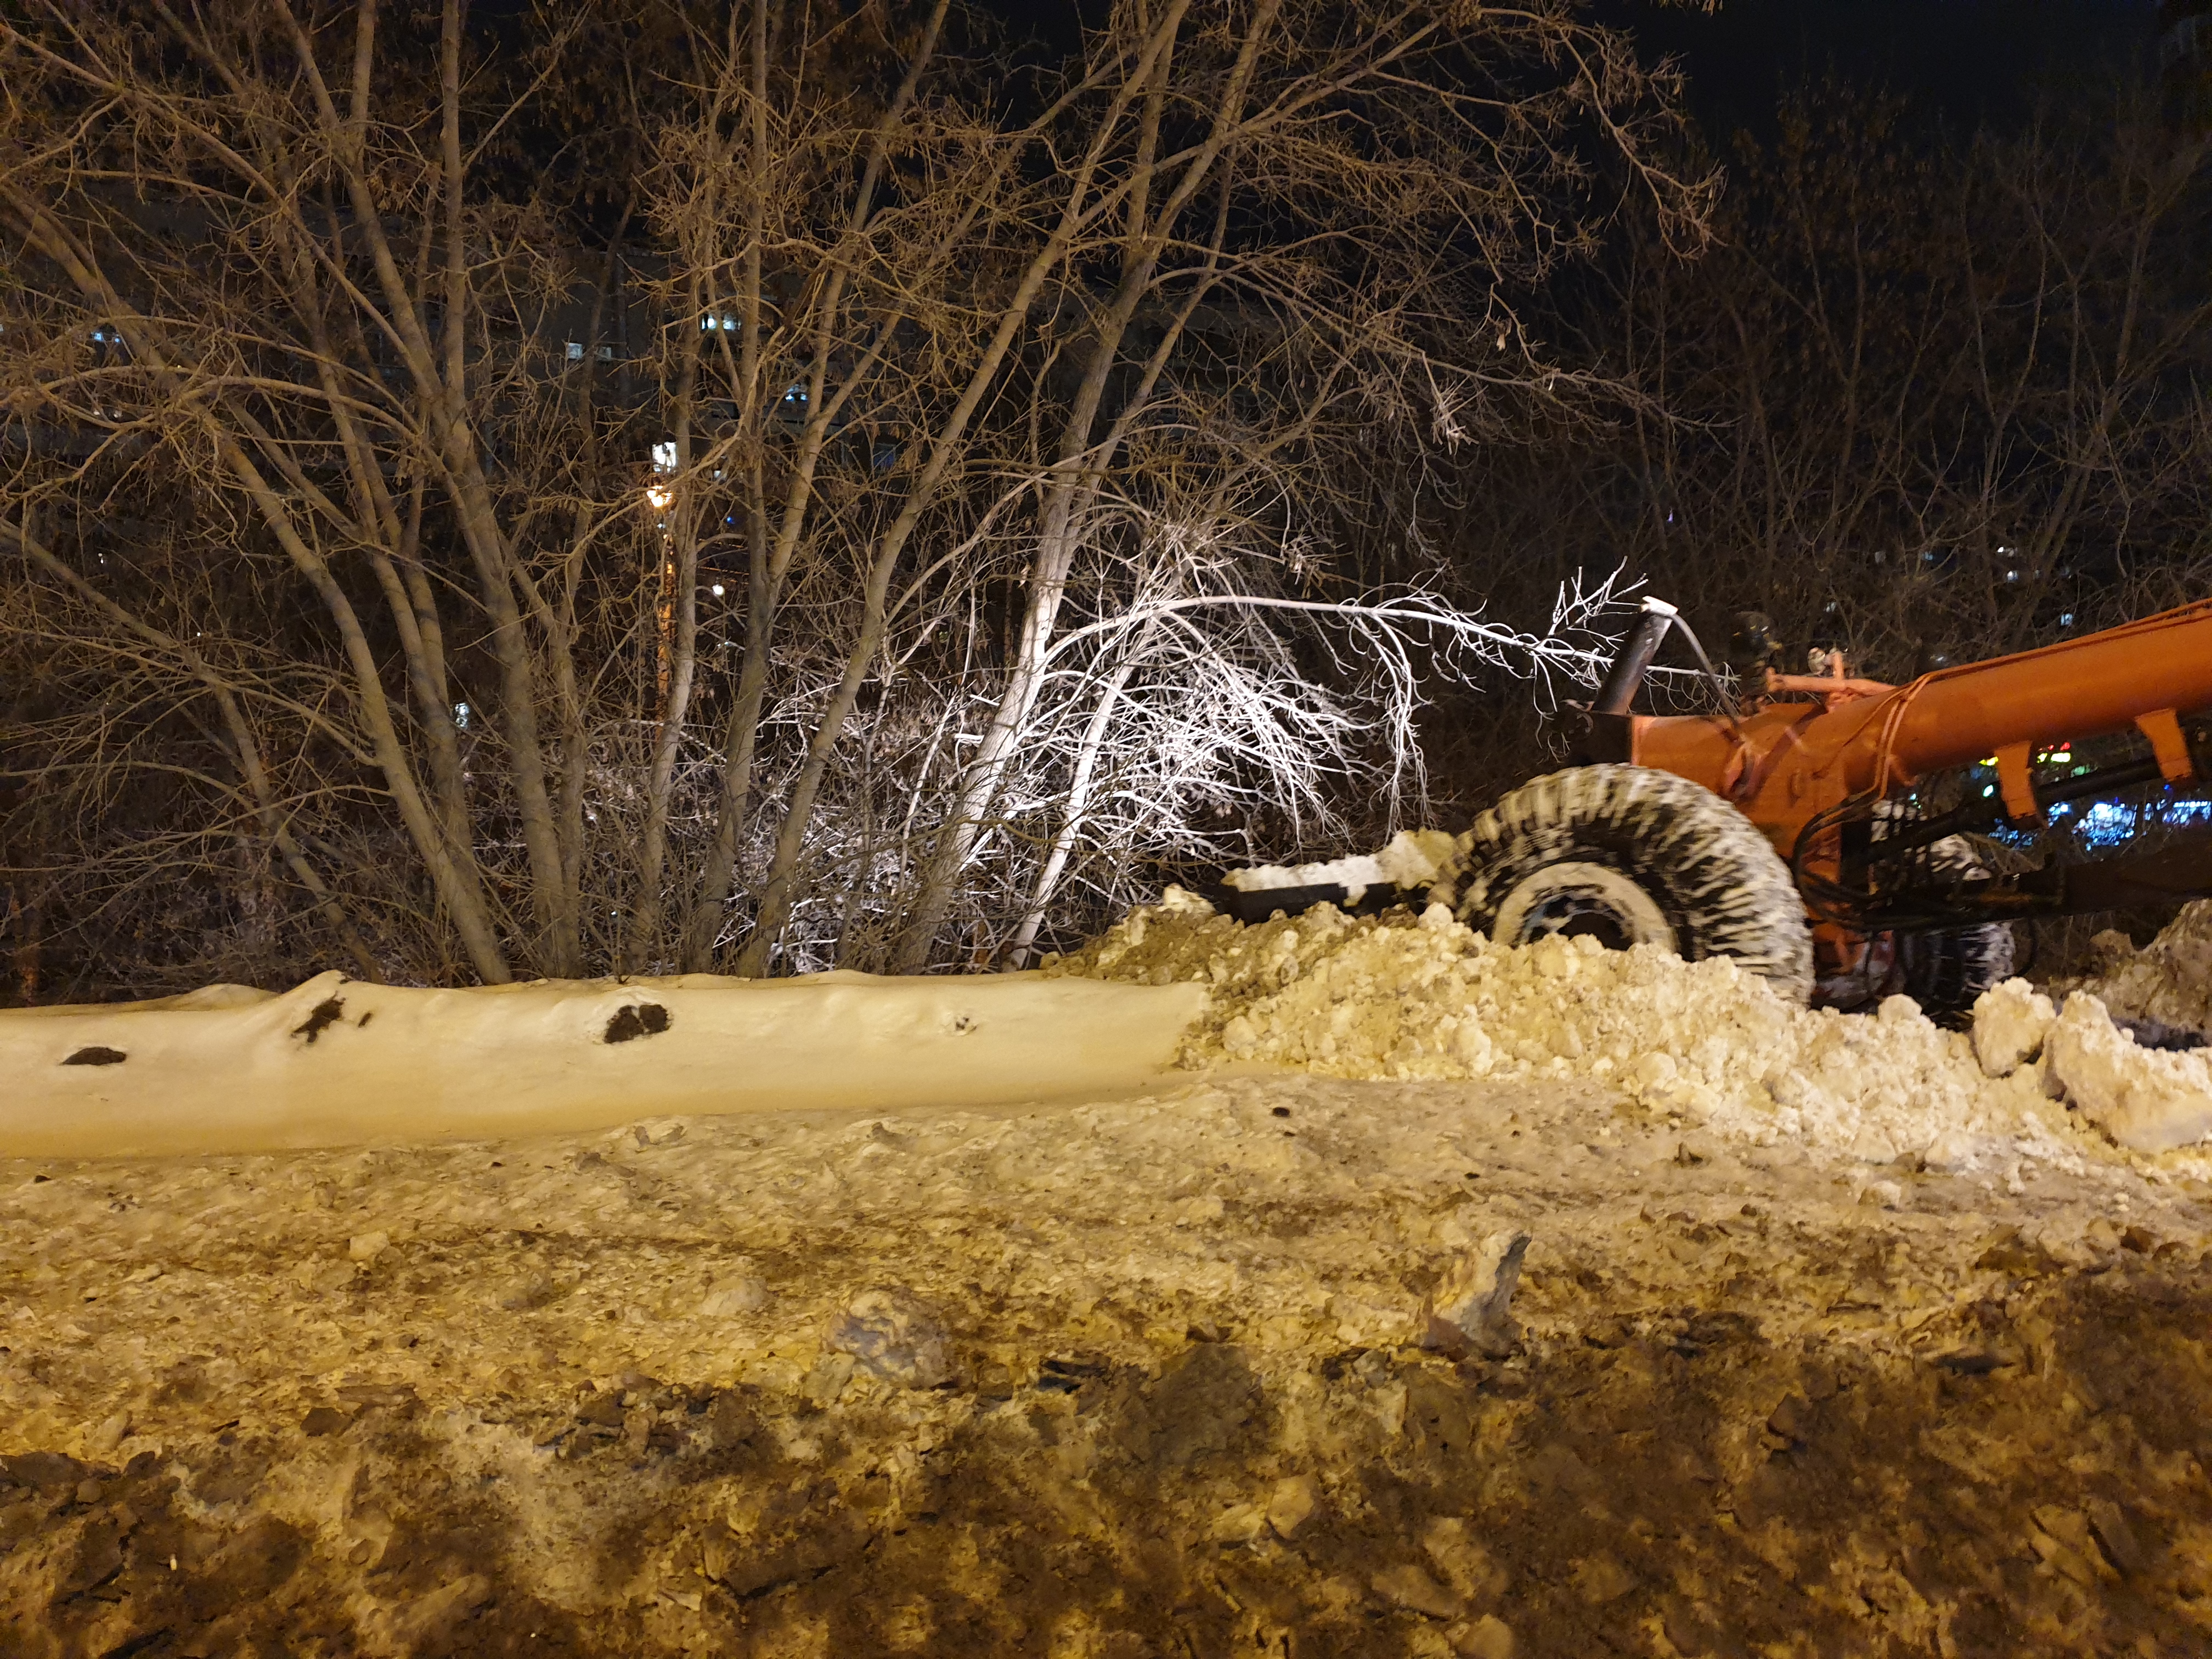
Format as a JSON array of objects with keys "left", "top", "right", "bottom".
[{"left": 0, "top": 970, "right": 1204, "bottom": 1157}]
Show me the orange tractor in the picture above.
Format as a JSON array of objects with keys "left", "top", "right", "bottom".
[{"left": 1223, "top": 596, "right": 2212, "bottom": 1021}]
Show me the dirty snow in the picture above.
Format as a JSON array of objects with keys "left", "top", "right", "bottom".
[
  {"left": 9, "top": 904, "right": 2212, "bottom": 1651},
  {"left": 9, "top": 1013, "right": 2212, "bottom": 1654}
]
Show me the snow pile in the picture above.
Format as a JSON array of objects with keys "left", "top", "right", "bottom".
[
  {"left": 2062, "top": 900, "right": 2212, "bottom": 1044},
  {"left": 1046, "top": 894, "right": 2209, "bottom": 1169},
  {"left": 1221, "top": 830, "right": 1458, "bottom": 906},
  {"left": 0, "top": 968, "right": 1205, "bottom": 1159}
]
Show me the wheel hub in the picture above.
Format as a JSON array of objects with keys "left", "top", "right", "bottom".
[{"left": 1489, "top": 861, "right": 1677, "bottom": 953}]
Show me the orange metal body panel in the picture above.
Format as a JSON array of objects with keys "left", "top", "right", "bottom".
[
  {"left": 1627, "top": 596, "right": 2212, "bottom": 864},
  {"left": 1626, "top": 595, "right": 2212, "bottom": 985}
]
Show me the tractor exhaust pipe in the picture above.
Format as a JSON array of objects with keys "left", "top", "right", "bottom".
[
  {"left": 1592, "top": 597, "right": 1677, "bottom": 716},
  {"left": 1582, "top": 597, "right": 1723, "bottom": 765}
]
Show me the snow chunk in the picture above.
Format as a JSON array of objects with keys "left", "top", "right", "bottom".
[
  {"left": 1422, "top": 1228, "right": 1530, "bottom": 1358},
  {"left": 1972, "top": 979, "right": 2056, "bottom": 1077},
  {"left": 2061, "top": 900, "right": 2212, "bottom": 1043},
  {"left": 2044, "top": 992, "right": 2212, "bottom": 1154},
  {"left": 1158, "top": 884, "right": 1217, "bottom": 916},
  {"left": 1375, "top": 829, "right": 1461, "bottom": 891},
  {"left": 826, "top": 1288, "right": 951, "bottom": 1387}
]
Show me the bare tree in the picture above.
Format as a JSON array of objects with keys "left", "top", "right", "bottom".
[
  {"left": 1, "top": 0, "right": 649, "bottom": 988},
  {"left": 1, "top": 0, "right": 1705, "bottom": 998},
  {"left": 1450, "top": 83, "right": 2212, "bottom": 719},
  {"left": 645, "top": 0, "right": 1708, "bottom": 973}
]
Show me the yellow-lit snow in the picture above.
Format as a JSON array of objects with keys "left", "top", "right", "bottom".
[{"left": 6, "top": 895, "right": 2211, "bottom": 1169}]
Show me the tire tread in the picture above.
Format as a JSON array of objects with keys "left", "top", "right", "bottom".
[{"left": 1458, "top": 764, "right": 1814, "bottom": 1003}]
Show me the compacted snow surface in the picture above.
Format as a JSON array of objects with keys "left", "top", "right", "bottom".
[
  {"left": 0, "top": 971, "right": 1202, "bottom": 1156},
  {"left": 4, "top": 902, "right": 2212, "bottom": 1656}
]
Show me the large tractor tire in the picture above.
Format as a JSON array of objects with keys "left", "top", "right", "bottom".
[
  {"left": 1873, "top": 808, "right": 2016, "bottom": 1025},
  {"left": 1457, "top": 765, "right": 1814, "bottom": 1005},
  {"left": 1890, "top": 926, "right": 2016, "bottom": 1026}
]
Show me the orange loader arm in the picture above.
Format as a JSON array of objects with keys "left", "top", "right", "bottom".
[
  {"left": 1602, "top": 596, "right": 2212, "bottom": 866},
  {"left": 1576, "top": 595, "right": 2212, "bottom": 979}
]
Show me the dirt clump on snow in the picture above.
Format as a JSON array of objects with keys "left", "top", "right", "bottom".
[{"left": 1046, "top": 891, "right": 2212, "bottom": 1169}]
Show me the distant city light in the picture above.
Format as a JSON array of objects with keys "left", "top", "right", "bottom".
[{"left": 2041, "top": 798, "right": 2212, "bottom": 848}]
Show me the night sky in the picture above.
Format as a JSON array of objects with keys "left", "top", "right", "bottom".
[
  {"left": 1590, "top": 0, "right": 2161, "bottom": 137},
  {"left": 987, "top": 0, "right": 2162, "bottom": 136}
]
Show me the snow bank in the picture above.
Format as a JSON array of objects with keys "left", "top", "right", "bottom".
[
  {"left": 1046, "top": 893, "right": 2212, "bottom": 1169},
  {"left": 2062, "top": 900, "right": 2212, "bottom": 1044},
  {"left": 0, "top": 969, "right": 1205, "bottom": 1158},
  {"left": 14, "top": 890, "right": 2210, "bottom": 1167}
]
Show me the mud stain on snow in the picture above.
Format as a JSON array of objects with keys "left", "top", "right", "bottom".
[{"left": 602, "top": 1003, "right": 671, "bottom": 1045}]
